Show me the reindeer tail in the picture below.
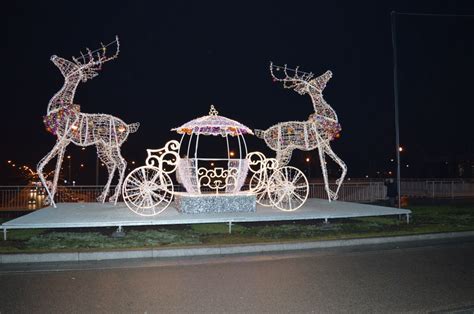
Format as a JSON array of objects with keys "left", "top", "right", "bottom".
[
  {"left": 128, "top": 122, "right": 140, "bottom": 134},
  {"left": 254, "top": 129, "right": 265, "bottom": 139}
]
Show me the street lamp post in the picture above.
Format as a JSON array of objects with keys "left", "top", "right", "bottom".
[
  {"left": 391, "top": 11, "right": 402, "bottom": 208},
  {"left": 67, "top": 155, "right": 72, "bottom": 183},
  {"left": 306, "top": 157, "right": 311, "bottom": 179},
  {"left": 95, "top": 156, "right": 99, "bottom": 186}
]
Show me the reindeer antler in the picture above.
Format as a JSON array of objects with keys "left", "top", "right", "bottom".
[
  {"left": 270, "top": 62, "right": 314, "bottom": 81},
  {"left": 73, "top": 36, "right": 120, "bottom": 67},
  {"left": 65, "top": 36, "right": 120, "bottom": 81}
]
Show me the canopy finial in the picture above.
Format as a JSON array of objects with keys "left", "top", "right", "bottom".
[{"left": 209, "top": 105, "right": 219, "bottom": 116}]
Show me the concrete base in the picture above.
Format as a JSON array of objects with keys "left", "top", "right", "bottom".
[{"left": 174, "top": 192, "right": 256, "bottom": 214}]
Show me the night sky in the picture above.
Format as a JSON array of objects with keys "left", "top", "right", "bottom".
[{"left": 3, "top": 0, "right": 474, "bottom": 184}]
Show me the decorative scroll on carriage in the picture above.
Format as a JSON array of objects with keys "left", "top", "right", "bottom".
[{"left": 122, "top": 106, "right": 310, "bottom": 216}]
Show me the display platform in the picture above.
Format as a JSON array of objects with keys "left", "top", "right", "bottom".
[{"left": 1, "top": 199, "right": 411, "bottom": 240}]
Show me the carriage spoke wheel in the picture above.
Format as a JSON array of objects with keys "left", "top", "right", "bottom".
[
  {"left": 249, "top": 171, "right": 273, "bottom": 207},
  {"left": 122, "top": 166, "right": 174, "bottom": 216},
  {"left": 268, "top": 166, "right": 308, "bottom": 211}
]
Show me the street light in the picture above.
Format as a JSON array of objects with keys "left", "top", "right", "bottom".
[{"left": 229, "top": 151, "right": 235, "bottom": 158}]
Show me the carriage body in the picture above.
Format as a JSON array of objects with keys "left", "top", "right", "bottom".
[
  {"left": 122, "top": 106, "right": 309, "bottom": 216},
  {"left": 122, "top": 145, "right": 309, "bottom": 216}
]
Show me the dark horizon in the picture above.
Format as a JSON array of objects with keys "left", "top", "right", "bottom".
[{"left": 3, "top": 1, "right": 474, "bottom": 185}]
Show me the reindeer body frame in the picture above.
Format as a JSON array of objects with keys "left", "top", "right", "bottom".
[
  {"left": 37, "top": 37, "right": 139, "bottom": 207},
  {"left": 255, "top": 63, "right": 347, "bottom": 201}
]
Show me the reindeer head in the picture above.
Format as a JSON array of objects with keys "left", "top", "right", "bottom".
[
  {"left": 270, "top": 62, "right": 332, "bottom": 96},
  {"left": 51, "top": 36, "right": 120, "bottom": 82}
]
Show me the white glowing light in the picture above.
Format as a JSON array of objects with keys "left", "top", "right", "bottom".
[
  {"left": 37, "top": 36, "right": 140, "bottom": 207},
  {"left": 246, "top": 151, "right": 308, "bottom": 211},
  {"left": 254, "top": 63, "right": 347, "bottom": 201},
  {"left": 122, "top": 106, "right": 254, "bottom": 216}
]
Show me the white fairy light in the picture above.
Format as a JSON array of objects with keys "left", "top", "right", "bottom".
[
  {"left": 172, "top": 105, "right": 252, "bottom": 194},
  {"left": 122, "top": 107, "right": 253, "bottom": 216},
  {"left": 255, "top": 62, "right": 347, "bottom": 201},
  {"left": 37, "top": 36, "right": 140, "bottom": 207},
  {"left": 121, "top": 104, "right": 311, "bottom": 215}
]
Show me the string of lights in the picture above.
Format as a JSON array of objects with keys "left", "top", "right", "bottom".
[
  {"left": 37, "top": 36, "right": 140, "bottom": 207},
  {"left": 255, "top": 62, "right": 347, "bottom": 201}
]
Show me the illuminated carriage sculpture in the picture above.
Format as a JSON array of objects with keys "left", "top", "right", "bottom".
[{"left": 122, "top": 106, "right": 309, "bottom": 216}]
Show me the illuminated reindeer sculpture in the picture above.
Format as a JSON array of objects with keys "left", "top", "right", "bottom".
[
  {"left": 37, "top": 36, "right": 140, "bottom": 207},
  {"left": 255, "top": 63, "right": 347, "bottom": 201}
]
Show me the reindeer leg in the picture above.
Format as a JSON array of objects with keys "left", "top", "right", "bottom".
[
  {"left": 323, "top": 143, "right": 347, "bottom": 199},
  {"left": 108, "top": 146, "right": 127, "bottom": 205},
  {"left": 315, "top": 133, "right": 335, "bottom": 202},
  {"left": 96, "top": 142, "right": 116, "bottom": 203},
  {"left": 276, "top": 148, "right": 294, "bottom": 167},
  {"left": 51, "top": 142, "right": 68, "bottom": 199},
  {"left": 37, "top": 140, "right": 65, "bottom": 207},
  {"left": 317, "top": 145, "right": 332, "bottom": 202}
]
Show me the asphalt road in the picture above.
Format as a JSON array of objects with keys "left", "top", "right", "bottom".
[{"left": 1, "top": 240, "right": 473, "bottom": 313}]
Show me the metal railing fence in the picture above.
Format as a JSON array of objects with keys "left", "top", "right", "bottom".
[
  {"left": 0, "top": 182, "right": 387, "bottom": 210},
  {"left": 1, "top": 179, "right": 473, "bottom": 210}
]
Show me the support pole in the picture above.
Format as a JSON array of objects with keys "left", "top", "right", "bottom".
[
  {"left": 3, "top": 228, "right": 6, "bottom": 241},
  {"left": 95, "top": 156, "right": 99, "bottom": 186},
  {"left": 228, "top": 222, "right": 233, "bottom": 234},
  {"left": 391, "top": 11, "right": 402, "bottom": 209},
  {"left": 112, "top": 225, "right": 125, "bottom": 238}
]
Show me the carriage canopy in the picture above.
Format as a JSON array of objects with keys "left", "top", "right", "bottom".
[{"left": 171, "top": 105, "right": 253, "bottom": 137}]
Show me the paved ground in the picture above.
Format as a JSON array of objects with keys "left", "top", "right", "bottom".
[{"left": 1, "top": 239, "right": 473, "bottom": 313}]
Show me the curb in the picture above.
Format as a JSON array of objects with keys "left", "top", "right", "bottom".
[{"left": 1, "top": 231, "right": 474, "bottom": 264}]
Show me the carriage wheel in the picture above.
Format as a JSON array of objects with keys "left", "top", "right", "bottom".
[
  {"left": 268, "top": 166, "right": 308, "bottom": 211},
  {"left": 249, "top": 171, "right": 273, "bottom": 207},
  {"left": 122, "top": 166, "right": 174, "bottom": 216}
]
